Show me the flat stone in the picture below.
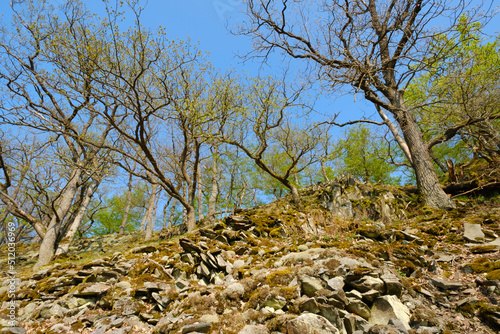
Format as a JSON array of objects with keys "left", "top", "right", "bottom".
[
  {"left": 349, "top": 275, "right": 385, "bottom": 293},
  {"left": 238, "top": 324, "right": 269, "bottom": 334},
  {"left": 427, "top": 277, "right": 463, "bottom": 290},
  {"left": 370, "top": 295, "right": 410, "bottom": 330},
  {"left": 326, "top": 277, "right": 344, "bottom": 291},
  {"left": 380, "top": 272, "right": 403, "bottom": 297},
  {"left": 286, "top": 313, "right": 340, "bottom": 334},
  {"left": 347, "top": 298, "right": 371, "bottom": 320},
  {"left": 223, "top": 282, "right": 245, "bottom": 300},
  {"left": 264, "top": 295, "right": 287, "bottom": 310},
  {"left": 181, "top": 322, "right": 211, "bottom": 333},
  {"left": 0, "top": 328, "right": 27, "bottom": 334},
  {"left": 300, "top": 275, "right": 324, "bottom": 297},
  {"left": 179, "top": 238, "right": 203, "bottom": 254},
  {"left": 131, "top": 245, "right": 157, "bottom": 253},
  {"left": 74, "top": 283, "right": 110, "bottom": 297},
  {"left": 299, "top": 298, "right": 320, "bottom": 313},
  {"left": 464, "top": 223, "right": 485, "bottom": 242}
]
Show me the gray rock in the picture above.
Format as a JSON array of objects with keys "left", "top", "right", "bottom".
[
  {"left": 301, "top": 275, "right": 324, "bottom": 297},
  {"left": 349, "top": 276, "right": 385, "bottom": 293},
  {"left": 366, "top": 324, "right": 408, "bottom": 333},
  {"left": 346, "top": 298, "right": 371, "bottom": 320},
  {"left": 463, "top": 223, "right": 485, "bottom": 242},
  {"left": 0, "top": 328, "right": 27, "bottom": 334},
  {"left": 370, "top": 296, "right": 410, "bottom": 330},
  {"left": 326, "top": 277, "right": 345, "bottom": 291},
  {"left": 113, "top": 297, "right": 142, "bottom": 316},
  {"left": 131, "top": 245, "right": 158, "bottom": 253},
  {"left": 181, "top": 322, "right": 211, "bottom": 333},
  {"left": 238, "top": 325, "right": 270, "bottom": 334},
  {"left": 39, "top": 303, "right": 68, "bottom": 319},
  {"left": 286, "top": 313, "right": 340, "bottom": 334},
  {"left": 299, "top": 298, "right": 320, "bottom": 313},
  {"left": 74, "top": 283, "right": 110, "bottom": 297},
  {"left": 427, "top": 277, "right": 463, "bottom": 290},
  {"left": 223, "top": 282, "right": 245, "bottom": 300},
  {"left": 264, "top": 295, "right": 287, "bottom": 310},
  {"left": 48, "top": 324, "right": 71, "bottom": 333},
  {"left": 380, "top": 273, "right": 403, "bottom": 297}
]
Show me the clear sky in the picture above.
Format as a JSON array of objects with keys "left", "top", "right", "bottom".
[{"left": 1, "top": 0, "right": 499, "bottom": 125}]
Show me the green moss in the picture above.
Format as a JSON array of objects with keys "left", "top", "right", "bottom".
[
  {"left": 266, "top": 269, "right": 297, "bottom": 286},
  {"left": 486, "top": 269, "right": 500, "bottom": 280}
]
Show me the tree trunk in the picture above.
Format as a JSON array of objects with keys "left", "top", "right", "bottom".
[
  {"left": 185, "top": 205, "right": 196, "bottom": 232},
  {"left": 289, "top": 183, "right": 302, "bottom": 209},
  {"left": 394, "top": 103, "right": 455, "bottom": 210},
  {"left": 168, "top": 199, "right": 177, "bottom": 228},
  {"left": 144, "top": 182, "right": 159, "bottom": 240},
  {"left": 196, "top": 163, "right": 204, "bottom": 221},
  {"left": 35, "top": 169, "right": 81, "bottom": 268},
  {"left": 119, "top": 172, "right": 133, "bottom": 235},
  {"left": 206, "top": 150, "right": 219, "bottom": 222},
  {"left": 55, "top": 178, "right": 99, "bottom": 256},
  {"left": 162, "top": 202, "right": 169, "bottom": 229},
  {"left": 320, "top": 159, "right": 330, "bottom": 182}
]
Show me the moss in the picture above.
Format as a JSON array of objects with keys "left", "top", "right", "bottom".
[
  {"left": 464, "top": 258, "right": 500, "bottom": 274},
  {"left": 470, "top": 245, "right": 499, "bottom": 254},
  {"left": 266, "top": 268, "right": 297, "bottom": 286},
  {"left": 486, "top": 269, "right": 500, "bottom": 280}
]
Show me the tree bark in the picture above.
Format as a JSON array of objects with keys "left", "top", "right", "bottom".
[
  {"left": 119, "top": 172, "right": 133, "bottom": 235},
  {"left": 55, "top": 178, "right": 99, "bottom": 256},
  {"left": 144, "top": 182, "right": 159, "bottom": 240},
  {"left": 393, "top": 101, "right": 455, "bottom": 210},
  {"left": 35, "top": 169, "right": 82, "bottom": 268},
  {"left": 206, "top": 150, "right": 219, "bottom": 222},
  {"left": 196, "top": 163, "right": 204, "bottom": 221}
]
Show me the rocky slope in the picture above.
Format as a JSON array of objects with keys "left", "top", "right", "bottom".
[{"left": 1, "top": 178, "right": 500, "bottom": 334}]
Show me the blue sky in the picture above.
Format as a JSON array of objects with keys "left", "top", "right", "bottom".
[
  {"left": 4, "top": 0, "right": 497, "bottom": 125},
  {"left": 1, "top": 0, "right": 499, "bottom": 137}
]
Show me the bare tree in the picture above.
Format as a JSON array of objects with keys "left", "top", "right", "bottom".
[
  {"left": 218, "top": 77, "right": 324, "bottom": 207},
  {"left": 235, "top": 0, "right": 494, "bottom": 209},
  {"left": 0, "top": 0, "right": 113, "bottom": 266}
]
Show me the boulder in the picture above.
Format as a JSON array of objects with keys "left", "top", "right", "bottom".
[
  {"left": 463, "top": 223, "right": 485, "bottom": 242},
  {"left": 300, "top": 275, "right": 324, "bottom": 297},
  {"left": 370, "top": 296, "right": 410, "bottom": 330},
  {"left": 238, "top": 325, "right": 270, "bottom": 334},
  {"left": 286, "top": 313, "right": 340, "bottom": 334}
]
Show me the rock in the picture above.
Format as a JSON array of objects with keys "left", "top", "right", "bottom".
[
  {"left": 238, "top": 324, "right": 269, "bottom": 334},
  {"left": 370, "top": 296, "right": 410, "bottom": 330},
  {"left": 300, "top": 275, "right": 324, "bottom": 297},
  {"left": 233, "top": 260, "right": 245, "bottom": 270},
  {"left": 131, "top": 245, "right": 157, "bottom": 253},
  {"left": 181, "top": 322, "right": 211, "bottom": 333},
  {"left": 223, "top": 282, "right": 245, "bottom": 300},
  {"left": 113, "top": 297, "right": 142, "bottom": 316},
  {"left": 348, "top": 275, "right": 385, "bottom": 293},
  {"left": 297, "top": 245, "right": 309, "bottom": 251},
  {"left": 347, "top": 298, "right": 371, "bottom": 320},
  {"left": 380, "top": 273, "right": 403, "bottom": 297},
  {"left": 264, "top": 295, "right": 287, "bottom": 310},
  {"left": 74, "top": 283, "right": 110, "bottom": 297},
  {"left": 299, "top": 298, "right": 320, "bottom": 313},
  {"left": 326, "top": 277, "right": 345, "bottom": 291},
  {"left": 179, "top": 238, "right": 204, "bottom": 254},
  {"left": 427, "top": 277, "right": 463, "bottom": 290},
  {"left": 48, "top": 324, "right": 71, "bottom": 333},
  {"left": 367, "top": 324, "right": 408, "bottom": 334},
  {"left": 39, "top": 303, "right": 68, "bottom": 318},
  {"left": 0, "top": 328, "right": 27, "bottom": 334},
  {"left": 463, "top": 223, "right": 485, "bottom": 242},
  {"left": 286, "top": 313, "right": 340, "bottom": 334},
  {"left": 181, "top": 253, "right": 195, "bottom": 265}
]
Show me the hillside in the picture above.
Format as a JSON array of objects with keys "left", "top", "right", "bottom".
[{"left": 1, "top": 178, "right": 500, "bottom": 334}]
